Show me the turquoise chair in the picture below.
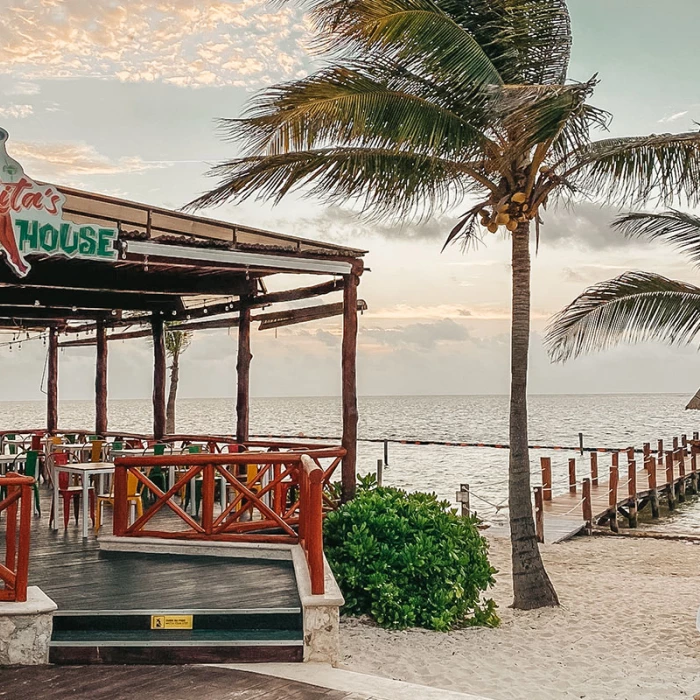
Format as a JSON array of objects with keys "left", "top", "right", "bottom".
[
  {"left": 23, "top": 450, "right": 41, "bottom": 516},
  {"left": 143, "top": 443, "right": 167, "bottom": 505}
]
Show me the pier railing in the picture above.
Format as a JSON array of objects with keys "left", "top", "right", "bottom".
[
  {"left": 112, "top": 446, "right": 344, "bottom": 595},
  {"left": 0, "top": 474, "right": 34, "bottom": 602}
]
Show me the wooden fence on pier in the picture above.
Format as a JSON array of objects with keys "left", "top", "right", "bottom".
[{"left": 534, "top": 433, "right": 700, "bottom": 543}]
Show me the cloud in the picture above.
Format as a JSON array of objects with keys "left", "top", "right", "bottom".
[
  {"left": 362, "top": 319, "right": 470, "bottom": 350},
  {"left": 0, "top": 1, "right": 311, "bottom": 88},
  {"left": 540, "top": 201, "right": 631, "bottom": 250},
  {"left": 0, "top": 104, "right": 33, "bottom": 119},
  {"left": 8, "top": 140, "right": 169, "bottom": 178},
  {"left": 659, "top": 110, "right": 689, "bottom": 124}
]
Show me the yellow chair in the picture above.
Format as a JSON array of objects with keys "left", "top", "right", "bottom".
[
  {"left": 95, "top": 471, "right": 143, "bottom": 533},
  {"left": 90, "top": 440, "right": 105, "bottom": 463}
]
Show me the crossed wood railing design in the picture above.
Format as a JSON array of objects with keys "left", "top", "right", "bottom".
[
  {"left": 112, "top": 447, "right": 344, "bottom": 595},
  {"left": 0, "top": 474, "right": 34, "bottom": 602}
]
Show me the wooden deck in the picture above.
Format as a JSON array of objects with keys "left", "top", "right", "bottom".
[
  {"left": 540, "top": 450, "right": 699, "bottom": 543},
  {"left": 2, "top": 488, "right": 306, "bottom": 664},
  {"left": 0, "top": 666, "right": 366, "bottom": 699}
]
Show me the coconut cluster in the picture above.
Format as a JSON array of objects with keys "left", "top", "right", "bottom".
[{"left": 479, "top": 191, "right": 530, "bottom": 233}]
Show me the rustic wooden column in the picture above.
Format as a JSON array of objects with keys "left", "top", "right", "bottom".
[
  {"left": 341, "top": 271, "right": 360, "bottom": 503},
  {"left": 95, "top": 320, "right": 108, "bottom": 436},
  {"left": 152, "top": 315, "right": 166, "bottom": 440},
  {"left": 47, "top": 327, "right": 59, "bottom": 434},
  {"left": 236, "top": 299, "right": 252, "bottom": 444}
]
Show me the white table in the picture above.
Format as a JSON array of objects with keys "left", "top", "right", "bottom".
[
  {"left": 51, "top": 462, "right": 114, "bottom": 538},
  {"left": 0, "top": 453, "right": 26, "bottom": 475}
]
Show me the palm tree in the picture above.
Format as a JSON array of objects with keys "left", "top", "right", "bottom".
[
  {"left": 545, "top": 211, "right": 700, "bottom": 412},
  {"left": 188, "top": 0, "right": 700, "bottom": 610},
  {"left": 165, "top": 326, "right": 193, "bottom": 434}
]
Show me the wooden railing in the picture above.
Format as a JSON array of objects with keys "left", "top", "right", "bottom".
[
  {"left": 0, "top": 474, "right": 34, "bottom": 602},
  {"left": 112, "top": 446, "right": 344, "bottom": 594}
]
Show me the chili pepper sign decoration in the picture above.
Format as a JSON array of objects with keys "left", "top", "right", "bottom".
[{"left": 0, "top": 127, "right": 118, "bottom": 278}]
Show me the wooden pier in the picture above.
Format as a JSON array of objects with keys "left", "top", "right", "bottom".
[{"left": 535, "top": 434, "right": 700, "bottom": 544}]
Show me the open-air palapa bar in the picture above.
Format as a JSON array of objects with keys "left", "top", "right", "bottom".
[{"left": 0, "top": 132, "right": 366, "bottom": 665}]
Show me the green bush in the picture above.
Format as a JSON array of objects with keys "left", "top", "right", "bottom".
[{"left": 324, "top": 485, "right": 499, "bottom": 631}]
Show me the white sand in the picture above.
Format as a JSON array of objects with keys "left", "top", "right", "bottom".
[{"left": 340, "top": 534, "right": 700, "bottom": 700}]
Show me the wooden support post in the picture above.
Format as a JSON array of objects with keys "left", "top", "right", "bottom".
[
  {"left": 590, "top": 451, "right": 598, "bottom": 487},
  {"left": 582, "top": 478, "right": 593, "bottom": 535},
  {"left": 578, "top": 432, "right": 584, "bottom": 455},
  {"left": 383, "top": 439, "right": 389, "bottom": 467},
  {"left": 673, "top": 436, "right": 679, "bottom": 451},
  {"left": 657, "top": 439, "right": 664, "bottom": 467},
  {"left": 568, "top": 458, "right": 577, "bottom": 494},
  {"left": 665, "top": 451, "right": 676, "bottom": 511},
  {"left": 694, "top": 431, "right": 699, "bottom": 441},
  {"left": 541, "top": 456, "right": 552, "bottom": 501},
  {"left": 376, "top": 459, "right": 383, "bottom": 487},
  {"left": 643, "top": 443, "right": 651, "bottom": 468},
  {"left": 647, "top": 455, "right": 660, "bottom": 519},
  {"left": 112, "top": 466, "right": 128, "bottom": 537},
  {"left": 627, "top": 460, "right": 638, "bottom": 528},
  {"left": 682, "top": 434, "right": 688, "bottom": 448},
  {"left": 626, "top": 446, "right": 635, "bottom": 464},
  {"left": 201, "top": 464, "right": 214, "bottom": 534},
  {"left": 15, "top": 483, "right": 32, "bottom": 603},
  {"left": 677, "top": 448, "right": 686, "bottom": 502},
  {"left": 95, "top": 320, "right": 108, "bottom": 436},
  {"left": 341, "top": 272, "right": 360, "bottom": 503},
  {"left": 609, "top": 466, "right": 619, "bottom": 533},
  {"left": 151, "top": 315, "right": 166, "bottom": 440},
  {"left": 236, "top": 300, "right": 252, "bottom": 444},
  {"left": 47, "top": 327, "right": 59, "bottom": 434},
  {"left": 458, "top": 484, "right": 470, "bottom": 518},
  {"left": 534, "top": 487, "right": 544, "bottom": 544}
]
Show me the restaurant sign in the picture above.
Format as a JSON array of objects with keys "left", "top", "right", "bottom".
[{"left": 0, "top": 127, "right": 118, "bottom": 278}]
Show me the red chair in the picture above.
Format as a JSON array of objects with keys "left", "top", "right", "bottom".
[{"left": 49, "top": 452, "right": 96, "bottom": 529}]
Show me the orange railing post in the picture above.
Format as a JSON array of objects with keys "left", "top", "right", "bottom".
[
  {"left": 301, "top": 455, "right": 326, "bottom": 595},
  {"left": 112, "top": 464, "right": 128, "bottom": 537},
  {"left": 201, "top": 463, "right": 215, "bottom": 535},
  {"left": 0, "top": 474, "right": 34, "bottom": 602}
]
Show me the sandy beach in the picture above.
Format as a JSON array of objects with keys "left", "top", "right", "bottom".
[{"left": 340, "top": 534, "right": 700, "bottom": 700}]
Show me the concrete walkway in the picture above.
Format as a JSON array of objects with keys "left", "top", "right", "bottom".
[{"left": 218, "top": 663, "right": 495, "bottom": 700}]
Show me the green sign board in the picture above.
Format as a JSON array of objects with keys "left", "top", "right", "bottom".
[{"left": 0, "top": 127, "right": 118, "bottom": 278}]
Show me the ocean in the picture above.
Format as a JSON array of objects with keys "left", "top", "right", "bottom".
[{"left": 2, "top": 393, "right": 699, "bottom": 531}]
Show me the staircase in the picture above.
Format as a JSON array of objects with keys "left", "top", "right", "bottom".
[{"left": 50, "top": 607, "right": 303, "bottom": 664}]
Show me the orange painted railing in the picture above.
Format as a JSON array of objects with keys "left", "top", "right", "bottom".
[
  {"left": 112, "top": 447, "right": 344, "bottom": 594},
  {"left": 0, "top": 474, "right": 34, "bottom": 602}
]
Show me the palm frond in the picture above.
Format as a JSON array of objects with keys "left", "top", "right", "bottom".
[
  {"left": 306, "top": 0, "right": 504, "bottom": 92},
  {"left": 187, "top": 147, "right": 480, "bottom": 221},
  {"left": 223, "top": 65, "right": 495, "bottom": 160},
  {"left": 564, "top": 131, "right": 700, "bottom": 207},
  {"left": 613, "top": 210, "right": 700, "bottom": 267},
  {"left": 438, "top": 0, "right": 572, "bottom": 85},
  {"left": 545, "top": 271, "right": 700, "bottom": 362}
]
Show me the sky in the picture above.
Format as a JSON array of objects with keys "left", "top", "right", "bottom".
[{"left": 1, "top": 0, "right": 700, "bottom": 401}]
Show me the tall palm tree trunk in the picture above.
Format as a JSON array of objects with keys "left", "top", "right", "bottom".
[
  {"left": 166, "top": 353, "right": 180, "bottom": 435},
  {"left": 509, "top": 222, "right": 559, "bottom": 609}
]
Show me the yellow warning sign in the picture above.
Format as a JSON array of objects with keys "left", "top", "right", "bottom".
[{"left": 150, "top": 615, "right": 193, "bottom": 630}]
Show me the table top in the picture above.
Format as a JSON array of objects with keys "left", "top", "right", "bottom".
[
  {"left": 52, "top": 443, "right": 93, "bottom": 450},
  {"left": 54, "top": 462, "right": 115, "bottom": 474},
  {"left": 0, "top": 454, "right": 26, "bottom": 464}
]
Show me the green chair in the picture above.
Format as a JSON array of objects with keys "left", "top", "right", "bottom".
[
  {"left": 112, "top": 441, "right": 123, "bottom": 451},
  {"left": 154, "top": 444, "right": 166, "bottom": 456},
  {"left": 5, "top": 433, "right": 17, "bottom": 455},
  {"left": 183, "top": 445, "right": 209, "bottom": 516},
  {"left": 23, "top": 450, "right": 41, "bottom": 516},
  {"left": 143, "top": 444, "right": 167, "bottom": 506},
  {"left": 65, "top": 434, "right": 77, "bottom": 444}
]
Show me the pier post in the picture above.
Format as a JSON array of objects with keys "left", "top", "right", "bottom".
[
  {"left": 677, "top": 448, "right": 686, "bottom": 502},
  {"left": 568, "top": 458, "right": 577, "bottom": 495},
  {"left": 376, "top": 459, "right": 383, "bottom": 487},
  {"left": 673, "top": 436, "right": 679, "bottom": 451},
  {"left": 643, "top": 443, "right": 651, "bottom": 468},
  {"left": 626, "top": 446, "right": 635, "bottom": 464},
  {"left": 665, "top": 451, "right": 676, "bottom": 511},
  {"left": 693, "top": 432, "right": 699, "bottom": 441},
  {"left": 609, "top": 466, "right": 619, "bottom": 533},
  {"left": 691, "top": 446, "right": 699, "bottom": 494},
  {"left": 540, "top": 457, "right": 552, "bottom": 501},
  {"left": 682, "top": 434, "right": 688, "bottom": 448},
  {"left": 458, "top": 484, "right": 470, "bottom": 518},
  {"left": 647, "top": 455, "right": 660, "bottom": 519},
  {"left": 534, "top": 487, "right": 544, "bottom": 543},
  {"left": 582, "top": 478, "right": 592, "bottom": 535},
  {"left": 657, "top": 439, "right": 664, "bottom": 468},
  {"left": 383, "top": 439, "right": 389, "bottom": 467},
  {"left": 627, "top": 460, "right": 638, "bottom": 528},
  {"left": 590, "top": 452, "right": 598, "bottom": 487},
  {"left": 578, "top": 432, "right": 584, "bottom": 455}
]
